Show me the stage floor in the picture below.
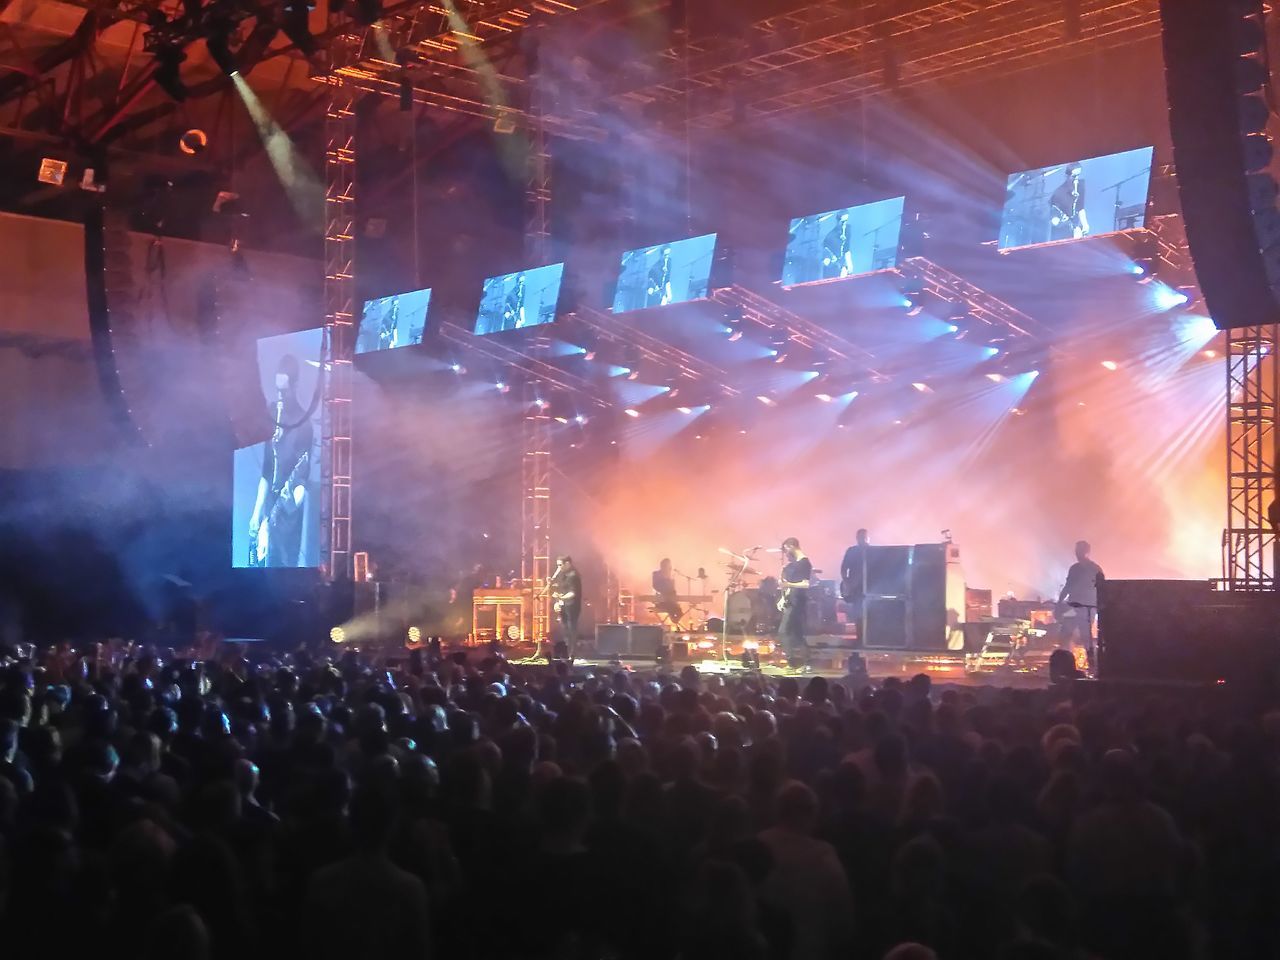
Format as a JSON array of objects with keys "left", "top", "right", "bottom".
[{"left": 497, "top": 637, "right": 1056, "bottom": 689}]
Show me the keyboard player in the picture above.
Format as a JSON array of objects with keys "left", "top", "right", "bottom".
[{"left": 652, "top": 558, "right": 684, "bottom": 628}]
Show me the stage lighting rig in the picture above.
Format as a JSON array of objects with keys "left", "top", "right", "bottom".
[
  {"left": 206, "top": 19, "right": 237, "bottom": 75},
  {"left": 152, "top": 44, "right": 188, "bottom": 101},
  {"left": 281, "top": 0, "right": 318, "bottom": 56},
  {"left": 353, "top": 0, "right": 382, "bottom": 26}
]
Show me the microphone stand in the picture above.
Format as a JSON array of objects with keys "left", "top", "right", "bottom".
[{"left": 1102, "top": 166, "right": 1151, "bottom": 233}]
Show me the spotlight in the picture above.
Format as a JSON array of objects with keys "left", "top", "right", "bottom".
[
  {"left": 1153, "top": 283, "right": 1190, "bottom": 311},
  {"left": 901, "top": 281, "right": 925, "bottom": 316},
  {"left": 575, "top": 414, "right": 587, "bottom": 424},
  {"left": 1101, "top": 360, "right": 1118, "bottom": 371},
  {"left": 911, "top": 382, "right": 930, "bottom": 393},
  {"left": 495, "top": 381, "right": 508, "bottom": 392},
  {"left": 330, "top": 626, "right": 346, "bottom": 643},
  {"left": 1130, "top": 233, "right": 1159, "bottom": 283},
  {"left": 624, "top": 407, "right": 640, "bottom": 418},
  {"left": 36, "top": 157, "right": 67, "bottom": 186},
  {"left": 178, "top": 128, "right": 207, "bottom": 155},
  {"left": 756, "top": 395, "right": 776, "bottom": 406},
  {"left": 816, "top": 393, "right": 834, "bottom": 403},
  {"left": 450, "top": 362, "right": 463, "bottom": 373}
]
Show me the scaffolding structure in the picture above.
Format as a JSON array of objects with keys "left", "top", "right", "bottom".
[
  {"left": 521, "top": 348, "right": 554, "bottom": 640},
  {"left": 320, "top": 53, "right": 359, "bottom": 582},
  {"left": 1224, "top": 326, "right": 1279, "bottom": 590},
  {"left": 614, "top": 0, "right": 1163, "bottom": 124}
]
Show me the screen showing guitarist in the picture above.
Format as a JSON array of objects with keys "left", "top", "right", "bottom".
[
  {"left": 778, "top": 537, "right": 813, "bottom": 669},
  {"left": 1050, "top": 164, "right": 1089, "bottom": 241},
  {"left": 249, "top": 354, "right": 313, "bottom": 568},
  {"left": 549, "top": 555, "right": 583, "bottom": 660}
]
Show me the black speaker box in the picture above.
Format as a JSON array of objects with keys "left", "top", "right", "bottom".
[{"left": 1100, "top": 580, "right": 1280, "bottom": 695}]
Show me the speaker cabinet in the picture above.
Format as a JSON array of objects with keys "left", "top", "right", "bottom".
[
  {"left": 864, "top": 597, "right": 908, "bottom": 649},
  {"left": 595, "top": 624, "right": 630, "bottom": 656},
  {"left": 1100, "top": 580, "right": 1280, "bottom": 694},
  {"left": 595, "top": 623, "right": 665, "bottom": 657}
]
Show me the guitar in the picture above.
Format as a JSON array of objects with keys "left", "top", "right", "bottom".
[
  {"left": 249, "top": 451, "right": 309, "bottom": 568},
  {"left": 1050, "top": 204, "right": 1086, "bottom": 239}
]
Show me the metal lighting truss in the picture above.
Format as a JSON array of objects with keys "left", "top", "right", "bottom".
[
  {"left": 1224, "top": 326, "right": 1278, "bottom": 591},
  {"left": 897, "top": 256, "right": 1048, "bottom": 341}
]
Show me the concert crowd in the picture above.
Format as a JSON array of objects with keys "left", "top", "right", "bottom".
[{"left": 0, "top": 641, "right": 1276, "bottom": 960}]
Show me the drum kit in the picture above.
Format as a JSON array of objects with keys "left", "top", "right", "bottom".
[
  {"left": 714, "top": 545, "right": 822, "bottom": 637},
  {"left": 640, "top": 546, "right": 822, "bottom": 644}
]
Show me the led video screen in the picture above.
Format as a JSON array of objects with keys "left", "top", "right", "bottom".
[
  {"left": 781, "top": 195, "right": 906, "bottom": 287},
  {"left": 357, "top": 287, "right": 431, "bottom": 354},
  {"left": 474, "top": 262, "right": 565, "bottom": 335},
  {"left": 611, "top": 232, "right": 718, "bottom": 313},
  {"left": 232, "top": 328, "right": 323, "bottom": 569},
  {"left": 999, "top": 145, "right": 1155, "bottom": 251}
]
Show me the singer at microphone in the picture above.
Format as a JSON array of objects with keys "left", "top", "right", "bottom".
[{"left": 249, "top": 353, "right": 313, "bottom": 568}]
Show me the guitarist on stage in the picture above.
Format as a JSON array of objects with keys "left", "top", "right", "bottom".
[
  {"left": 549, "top": 555, "right": 583, "bottom": 661},
  {"left": 1057, "top": 539, "right": 1104, "bottom": 670},
  {"left": 839, "top": 528, "right": 870, "bottom": 626},
  {"left": 249, "top": 354, "right": 313, "bottom": 568},
  {"left": 778, "top": 537, "right": 813, "bottom": 669}
]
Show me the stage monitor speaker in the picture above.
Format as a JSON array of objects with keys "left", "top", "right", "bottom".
[
  {"left": 1161, "top": 0, "right": 1280, "bottom": 328},
  {"left": 595, "top": 623, "right": 664, "bottom": 657},
  {"left": 1100, "top": 580, "right": 1280, "bottom": 695},
  {"left": 863, "top": 596, "right": 907, "bottom": 649},
  {"left": 627, "top": 624, "right": 665, "bottom": 657},
  {"left": 595, "top": 624, "right": 630, "bottom": 656}
]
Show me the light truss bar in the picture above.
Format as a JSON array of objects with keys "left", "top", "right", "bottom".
[
  {"left": 525, "top": 74, "right": 552, "bottom": 262},
  {"left": 576, "top": 306, "right": 741, "bottom": 395},
  {"left": 436, "top": 321, "right": 613, "bottom": 408},
  {"left": 617, "top": 0, "right": 1161, "bottom": 124},
  {"left": 712, "top": 285, "right": 886, "bottom": 379},
  {"left": 323, "top": 0, "right": 608, "bottom": 138},
  {"left": 899, "top": 256, "right": 1047, "bottom": 340},
  {"left": 1224, "top": 325, "right": 1278, "bottom": 591}
]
